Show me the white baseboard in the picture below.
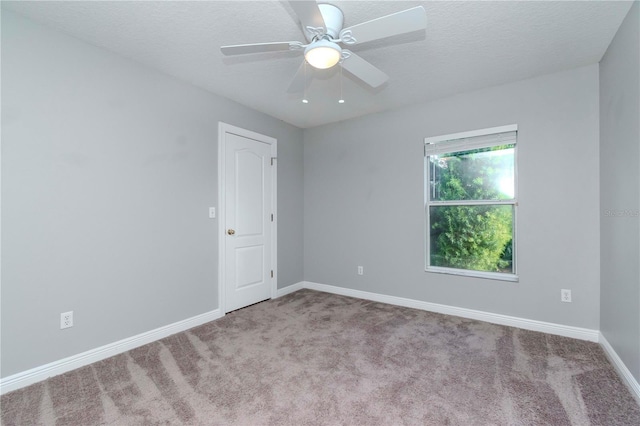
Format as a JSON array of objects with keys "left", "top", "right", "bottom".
[
  {"left": 599, "top": 332, "right": 640, "bottom": 403},
  {"left": 0, "top": 309, "right": 223, "bottom": 395},
  {"left": 300, "top": 281, "right": 600, "bottom": 342},
  {"left": 275, "top": 282, "right": 304, "bottom": 298}
]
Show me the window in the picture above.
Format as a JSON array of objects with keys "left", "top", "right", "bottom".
[{"left": 424, "top": 125, "right": 517, "bottom": 281}]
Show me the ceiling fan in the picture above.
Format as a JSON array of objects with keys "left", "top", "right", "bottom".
[{"left": 220, "top": 1, "right": 427, "bottom": 92}]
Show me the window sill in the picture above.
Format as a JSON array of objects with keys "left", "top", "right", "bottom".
[{"left": 426, "top": 266, "right": 519, "bottom": 282}]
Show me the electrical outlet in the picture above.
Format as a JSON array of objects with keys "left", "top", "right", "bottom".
[
  {"left": 357, "top": 266, "right": 364, "bottom": 275},
  {"left": 561, "top": 289, "right": 572, "bottom": 303},
  {"left": 61, "top": 311, "right": 73, "bottom": 329}
]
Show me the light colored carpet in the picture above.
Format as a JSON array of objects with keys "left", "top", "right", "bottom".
[{"left": 2, "top": 289, "right": 639, "bottom": 425}]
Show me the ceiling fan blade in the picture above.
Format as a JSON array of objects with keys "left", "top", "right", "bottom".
[
  {"left": 289, "top": 0, "right": 326, "bottom": 37},
  {"left": 341, "top": 51, "right": 388, "bottom": 88},
  {"left": 339, "top": 6, "right": 426, "bottom": 45},
  {"left": 221, "top": 41, "right": 304, "bottom": 56}
]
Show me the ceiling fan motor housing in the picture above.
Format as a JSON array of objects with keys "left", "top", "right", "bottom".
[{"left": 310, "top": 3, "right": 344, "bottom": 41}]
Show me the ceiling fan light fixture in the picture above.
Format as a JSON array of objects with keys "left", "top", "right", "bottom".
[{"left": 304, "top": 40, "right": 342, "bottom": 69}]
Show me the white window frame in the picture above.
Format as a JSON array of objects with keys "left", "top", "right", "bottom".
[{"left": 424, "top": 124, "right": 518, "bottom": 282}]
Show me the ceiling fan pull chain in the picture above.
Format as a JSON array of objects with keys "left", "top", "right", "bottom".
[
  {"left": 339, "top": 65, "right": 345, "bottom": 104},
  {"left": 302, "top": 60, "right": 309, "bottom": 104}
]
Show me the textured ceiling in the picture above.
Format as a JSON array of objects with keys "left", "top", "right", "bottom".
[{"left": 2, "top": 1, "right": 633, "bottom": 128}]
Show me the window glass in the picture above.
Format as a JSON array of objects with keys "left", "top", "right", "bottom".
[
  {"left": 428, "top": 145, "right": 515, "bottom": 202},
  {"left": 429, "top": 205, "right": 514, "bottom": 273}
]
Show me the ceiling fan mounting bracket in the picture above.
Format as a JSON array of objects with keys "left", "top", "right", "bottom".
[
  {"left": 289, "top": 42, "right": 305, "bottom": 51},
  {"left": 339, "top": 50, "right": 352, "bottom": 64},
  {"left": 311, "top": 34, "right": 334, "bottom": 43},
  {"left": 339, "top": 30, "right": 357, "bottom": 45}
]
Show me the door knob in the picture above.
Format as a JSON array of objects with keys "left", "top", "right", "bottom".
[{"left": 227, "top": 229, "right": 235, "bottom": 235}]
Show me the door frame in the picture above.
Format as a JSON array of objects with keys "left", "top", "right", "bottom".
[{"left": 217, "top": 122, "right": 277, "bottom": 315}]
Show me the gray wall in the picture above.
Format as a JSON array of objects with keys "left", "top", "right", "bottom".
[
  {"left": 304, "top": 65, "right": 601, "bottom": 329},
  {"left": 600, "top": 2, "right": 640, "bottom": 382},
  {"left": 1, "top": 11, "right": 303, "bottom": 378}
]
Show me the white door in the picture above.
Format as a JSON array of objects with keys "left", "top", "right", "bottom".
[{"left": 219, "top": 123, "right": 276, "bottom": 313}]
